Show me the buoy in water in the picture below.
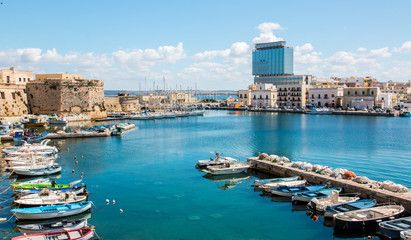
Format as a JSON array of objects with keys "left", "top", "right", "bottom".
[
  {"left": 72, "top": 169, "right": 75, "bottom": 173},
  {"left": 106, "top": 199, "right": 109, "bottom": 205},
  {"left": 113, "top": 199, "right": 115, "bottom": 204},
  {"left": 74, "top": 156, "right": 77, "bottom": 159},
  {"left": 81, "top": 176, "right": 83, "bottom": 179},
  {"left": 313, "top": 215, "right": 317, "bottom": 221},
  {"left": 120, "top": 209, "right": 123, "bottom": 213},
  {"left": 82, "top": 155, "right": 84, "bottom": 159},
  {"left": 81, "top": 172, "right": 84, "bottom": 175},
  {"left": 67, "top": 148, "right": 69, "bottom": 152},
  {"left": 75, "top": 161, "right": 78, "bottom": 164}
]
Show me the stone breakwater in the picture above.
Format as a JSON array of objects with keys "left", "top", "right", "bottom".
[{"left": 247, "top": 156, "right": 411, "bottom": 212}]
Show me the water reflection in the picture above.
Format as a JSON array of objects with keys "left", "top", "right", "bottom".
[{"left": 202, "top": 172, "right": 251, "bottom": 191}]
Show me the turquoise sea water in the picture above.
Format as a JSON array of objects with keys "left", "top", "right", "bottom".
[{"left": 1, "top": 110, "right": 411, "bottom": 239}]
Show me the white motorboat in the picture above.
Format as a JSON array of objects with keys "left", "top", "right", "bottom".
[
  {"left": 13, "top": 164, "right": 62, "bottom": 177},
  {"left": 48, "top": 117, "right": 68, "bottom": 124},
  {"left": 307, "top": 191, "right": 360, "bottom": 212},
  {"left": 14, "top": 190, "right": 87, "bottom": 206},
  {"left": 197, "top": 152, "right": 238, "bottom": 167},
  {"left": 11, "top": 202, "right": 92, "bottom": 220},
  {"left": 259, "top": 180, "right": 307, "bottom": 192},
  {"left": 202, "top": 162, "right": 250, "bottom": 175}
]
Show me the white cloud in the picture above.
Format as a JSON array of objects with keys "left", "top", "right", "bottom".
[
  {"left": 294, "top": 43, "right": 322, "bottom": 65},
  {"left": 357, "top": 47, "right": 367, "bottom": 52},
  {"left": 252, "top": 22, "right": 283, "bottom": 44},
  {"left": 394, "top": 41, "right": 411, "bottom": 53}
]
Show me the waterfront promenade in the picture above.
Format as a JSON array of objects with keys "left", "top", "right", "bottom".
[{"left": 209, "top": 106, "right": 399, "bottom": 117}]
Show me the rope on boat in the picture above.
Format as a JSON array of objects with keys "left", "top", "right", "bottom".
[
  {"left": 94, "top": 229, "right": 103, "bottom": 239},
  {"left": 0, "top": 213, "right": 15, "bottom": 223},
  {"left": 0, "top": 196, "right": 13, "bottom": 205},
  {"left": 0, "top": 186, "right": 11, "bottom": 195},
  {"left": 90, "top": 201, "right": 98, "bottom": 210}
]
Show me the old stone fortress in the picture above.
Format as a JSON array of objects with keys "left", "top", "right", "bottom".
[{"left": 0, "top": 67, "right": 195, "bottom": 119}]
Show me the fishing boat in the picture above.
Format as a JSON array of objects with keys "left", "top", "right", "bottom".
[
  {"left": 11, "top": 201, "right": 92, "bottom": 220},
  {"left": 23, "top": 118, "right": 47, "bottom": 128},
  {"left": 400, "top": 111, "right": 411, "bottom": 117},
  {"left": 378, "top": 216, "right": 411, "bottom": 239},
  {"left": 254, "top": 176, "right": 299, "bottom": 187},
  {"left": 17, "top": 219, "right": 87, "bottom": 234},
  {"left": 197, "top": 152, "right": 238, "bottom": 167},
  {"left": 259, "top": 180, "right": 307, "bottom": 192},
  {"left": 202, "top": 162, "right": 250, "bottom": 175},
  {"left": 11, "top": 227, "right": 94, "bottom": 240},
  {"left": 291, "top": 187, "right": 342, "bottom": 204},
  {"left": 334, "top": 205, "right": 405, "bottom": 230},
  {"left": 14, "top": 190, "right": 87, "bottom": 206},
  {"left": 48, "top": 117, "right": 68, "bottom": 125},
  {"left": 11, "top": 179, "right": 81, "bottom": 191},
  {"left": 13, "top": 164, "right": 62, "bottom": 177},
  {"left": 15, "top": 185, "right": 86, "bottom": 195},
  {"left": 324, "top": 199, "right": 377, "bottom": 218},
  {"left": 2, "top": 140, "right": 58, "bottom": 154},
  {"left": 271, "top": 185, "right": 326, "bottom": 197},
  {"left": 307, "top": 192, "right": 360, "bottom": 212}
]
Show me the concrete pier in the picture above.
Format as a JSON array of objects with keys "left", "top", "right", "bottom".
[{"left": 248, "top": 158, "right": 411, "bottom": 212}]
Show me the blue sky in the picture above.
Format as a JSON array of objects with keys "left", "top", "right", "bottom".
[{"left": 1, "top": 0, "right": 411, "bottom": 90}]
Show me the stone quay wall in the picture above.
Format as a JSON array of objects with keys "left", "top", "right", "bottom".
[{"left": 0, "top": 84, "right": 29, "bottom": 117}]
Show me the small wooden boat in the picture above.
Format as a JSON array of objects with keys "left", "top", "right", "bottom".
[
  {"left": 401, "top": 229, "right": 411, "bottom": 240},
  {"left": 14, "top": 190, "right": 87, "bottom": 206},
  {"left": 15, "top": 185, "right": 86, "bottom": 196},
  {"left": 291, "top": 187, "right": 342, "bottom": 204},
  {"left": 13, "top": 164, "right": 61, "bottom": 177},
  {"left": 307, "top": 194, "right": 360, "bottom": 212},
  {"left": 11, "top": 179, "right": 82, "bottom": 191},
  {"left": 259, "top": 180, "right": 307, "bottom": 193},
  {"left": 253, "top": 176, "right": 299, "bottom": 187},
  {"left": 17, "top": 219, "right": 87, "bottom": 234},
  {"left": 11, "top": 227, "right": 94, "bottom": 240},
  {"left": 324, "top": 199, "right": 377, "bottom": 218},
  {"left": 334, "top": 205, "right": 405, "bottom": 230},
  {"left": 11, "top": 201, "right": 92, "bottom": 220},
  {"left": 379, "top": 216, "right": 411, "bottom": 239},
  {"left": 271, "top": 185, "right": 326, "bottom": 197}
]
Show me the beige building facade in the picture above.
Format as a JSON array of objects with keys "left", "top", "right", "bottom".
[
  {"left": 308, "top": 87, "right": 343, "bottom": 107},
  {"left": 0, "top": 67, "right": 32, "bottom": 116},
  {"left": 338, "top": 87, "right": 380, "bottom": 109}
]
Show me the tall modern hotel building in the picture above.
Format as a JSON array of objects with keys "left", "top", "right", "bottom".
[{"left": 253, "top": 41, "right": 311, "bottom": 107}]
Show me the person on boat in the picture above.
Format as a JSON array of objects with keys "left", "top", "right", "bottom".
[{"left": 51, "top": 180, "right": 56, "bottom": 188}]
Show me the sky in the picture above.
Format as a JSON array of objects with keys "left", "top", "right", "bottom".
[{"left": 1, "top": 0, "right": 411, "bottom": 90}]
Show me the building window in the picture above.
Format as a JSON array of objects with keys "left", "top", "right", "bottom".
[
  {"left": 347, "top": 91, "right": 350, "bottom": 95},
  {"left": 266, "top": 95, "right": 268, "bottom": 99},
  {"left": 245, "top": 94, "right": 247, "bottom": 98},
  {"left": 0, "top": 92, "right": 5, "bottom": 99},
  {"left": 239, "top": 94, "right": 243, "bottom": 98},
  {"left": 331, "top": 94, "right": 335, "bottom": 98},
  {"left": 312, "top": 94, "right": 314, "bottom": 98},
  {"left": 19, "top": 78, "right": 22, "bottom": 82},
  {"left": 362, "top": 91, "right": 365, "bottom": 95},
  {"left": 6, "top": 76, "right": 10, "bottom": 83},
  {"left": 318, "top": 94, "right": 321, "bottom": 99},
  {"left": 28, "top": 78, "right": 30, "bottom": 81},
  {"left": 371, "top": 91, "right": 374, "bottom": 95},
  {"left": 354, "top": 91, "right": 357, "bottom": 95},
  {"left": 253, "top": 96, "right": 256, "bottom": 99},
  {"left": 12, "top": 92, "right": 16, "bottom": 100}
]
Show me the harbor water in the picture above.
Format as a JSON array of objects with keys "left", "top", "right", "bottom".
[{"left": 1, "top": 110, "right": 410, "bottom": 239}]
